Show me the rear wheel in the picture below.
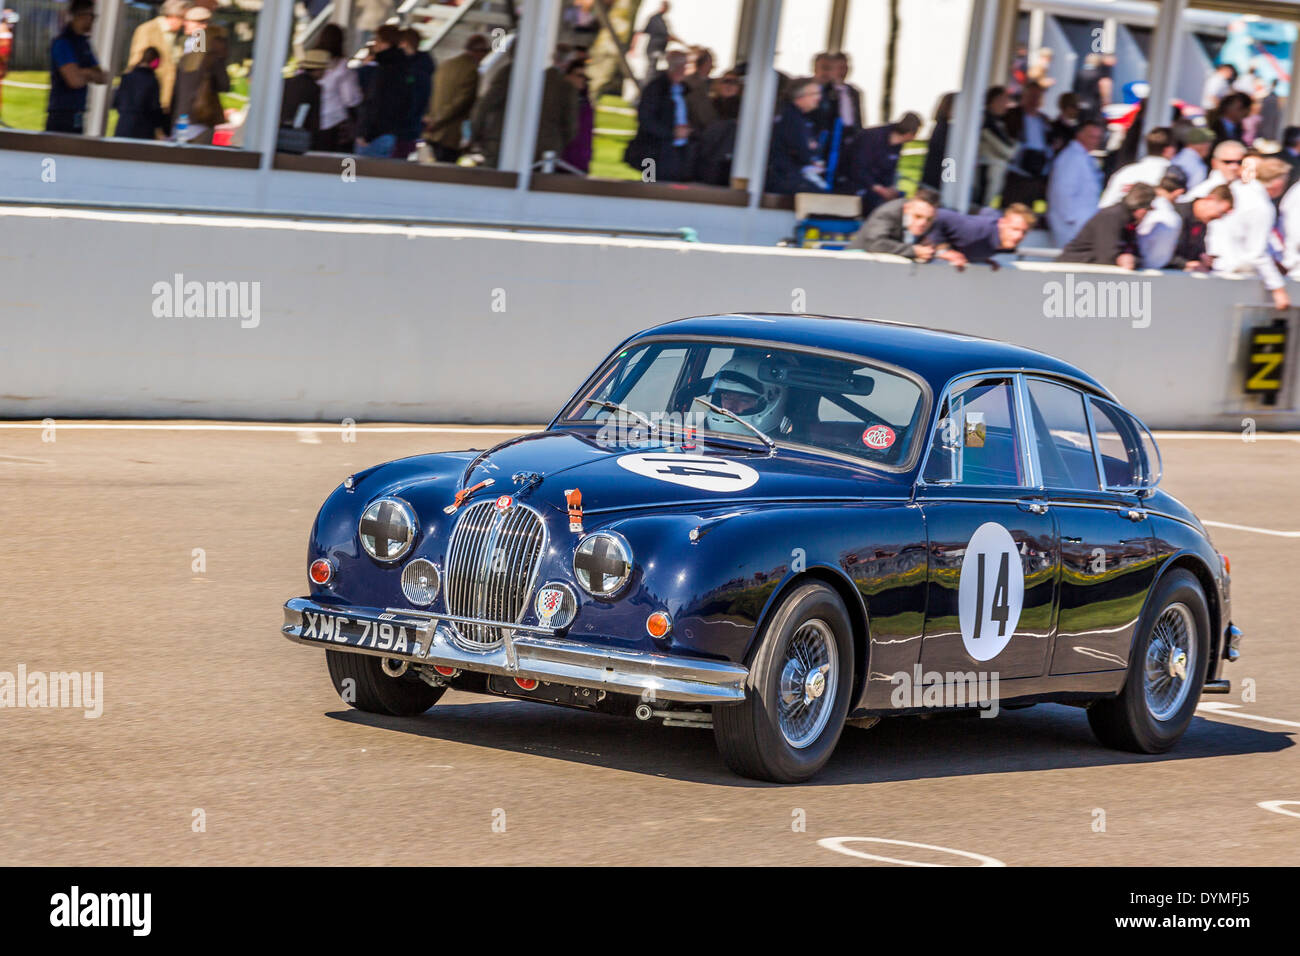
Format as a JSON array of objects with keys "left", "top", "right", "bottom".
[
  {"left": 1087, "top": 569, "right": 1210, "bottom": 753},
  {"left": 713, "top": 583, "right": 854, "bottom": 783},
  {"left": 326, "top": 650, "right": 445, "bottom": 716}
]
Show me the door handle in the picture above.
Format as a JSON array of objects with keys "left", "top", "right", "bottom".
[
  {"left": 1119, "top": 508, "right": 1146, "bottom": 522},
  {"left": 1017, "top": 499, "right": 1049, "bottom": 515}
]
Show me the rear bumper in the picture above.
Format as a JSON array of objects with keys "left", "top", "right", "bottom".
[{"left": 281, "top": 597, "right": 747, "bottom": 705}]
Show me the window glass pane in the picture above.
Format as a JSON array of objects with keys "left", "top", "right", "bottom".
[
  {"left": 1027, "top": 379, "right": 1099, "bottom": 490},
  {"left": 1089, "top": 398, "right": 1157, "bottom": 489},
  {"left": 924, "top": 378, "right": 1024, "bottom": 486}
]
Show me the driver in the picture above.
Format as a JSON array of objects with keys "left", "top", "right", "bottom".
[{"left": 704, "top": 354, "right": 790, "bottom": 437}]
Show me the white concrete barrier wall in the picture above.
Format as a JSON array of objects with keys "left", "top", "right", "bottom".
[{"left": 2, "top": 205, "right": 1295, "bottom": 429}]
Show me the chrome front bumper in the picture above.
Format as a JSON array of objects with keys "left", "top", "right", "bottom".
[{"left": 282, "top": 597, "right": 748, "bottom": 704}]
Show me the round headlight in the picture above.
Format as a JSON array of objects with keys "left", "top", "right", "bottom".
[
  {"left": 535, "top": 582, "right": 578, "bottom": 628},
  {"left": 573, "top": 531, "right": 632, "bottom": 597},
  {"left": 401, "top": 558, "right": 440, "bottom": 606},
  {"left": 358, "top": 498, "right": 416, "bottom": 562}
]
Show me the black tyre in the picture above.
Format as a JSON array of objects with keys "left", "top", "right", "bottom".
[
  {"left": 1087, "top": 569, "right": 1210, "bottom": 753},
  {"left": 326, "top": 650, "right": 445, "bottom": 717},
  {"left": 713, "top": 582, "right": 854, "bottom": 783}
]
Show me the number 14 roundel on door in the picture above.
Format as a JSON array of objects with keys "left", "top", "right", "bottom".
[{"left": 958, "top": 522, "right": 1026, "bottom": 661}]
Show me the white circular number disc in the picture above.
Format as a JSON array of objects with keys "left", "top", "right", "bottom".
[
  {"left": 958, "top": 521, "right": 1025, "bottom": 661},
  {"left": 616, "top": 453, "right": 759, "bottom": 492}
]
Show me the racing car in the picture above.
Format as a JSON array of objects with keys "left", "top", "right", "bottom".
[{"left": 282, "top": 314, "right": 1240, "bottom": 782}]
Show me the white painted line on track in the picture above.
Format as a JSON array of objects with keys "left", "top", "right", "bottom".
[
  {"left": 1197, "top": 701, "right": 1300, "bottom": 729},
  {"left": 1201, "top": 520, "right": 1300, "bottom": 539},
  {"left": 0, "top": 423, "right": 534, "bottom": 434},
  {"left": 1258, "top": 801, "right": 1300, "bottom": 819},
  {"left": 1152, "top": 432, "right": 1300, "bottom": 442},
  {"left": 818, "top": 837, "right": 1005, "bottom": 867}
]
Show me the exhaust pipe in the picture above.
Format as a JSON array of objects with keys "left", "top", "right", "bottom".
[
  {"left": 381, "top": 658, "right": 409, "bottom": 678},
  {"left": 635, "top": 703, "right": 653, "bottom": 721}
]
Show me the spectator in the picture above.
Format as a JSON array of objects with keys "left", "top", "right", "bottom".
[
  {"left": 1047, "top": 91, "right": 1080, "bottom": 155},
  {"left": 830, "top": 53, "right": 865, "bottom": 131},
  {"left": 313, "top": 23, "right": 361, "bottom": 152},
  {"left": 1277, "top": 126, "right": 1300, "bottom": 192},
  {"left": 0, "top": 8, "right": 12, "bottom": 119},
  {"left": 683, "top": 46, "right": 715, "bottom": 130},
  {"left": 1258, "top": 79, "right": 1282, "bottom": 144},
  {"left": 1002, "top": 80, "right": 1051, "bottom": 206},
  {"left": 1207, "top": 155, "right": 1291, "bottom": 310},
  {"left": 171, "top": 6, "right": 227, "bottom": 144},
  {"left": 1209, "top": 91, "right": 1250, "bottom": 146},
  {"left": 637, "top": 1, "right": 678, "bottom": 80},
  {"left": 1057, "top": 182, "right": 1156, "bottom": 269},
  {"left": 694, "top": 70, "right": 741, "bottom": 186},
  {"left": 920, "top": 91, "right": 955, "bottom": 191},
  {"left": 561, "top": 56, "right": 595, "bottom": 174},
  {"left": 1098, "top": 126, "right": 1175, "bottom": 207},
  {"left": 1201, "top": 63, "right": 1236, "bottom": 110},
  {"left": 926, "top": 203, "right": 1036, "bottom": 266},
  {"left": 127, "top": 0, "right": 186, "bottom": 130},
  {"left": 626, "top": 50, "right": 696, "bottom": 183},
  {"left": 113, "top": 45, "right": 164, "bottom": 140},
  {"left": 1135, "top": 166, "right": 1188, "bottom": 268},
  {"left": 1145, "top": 181, "right": 1232, "bottom": 271},
  {"left": 279, "top": 48, "right": 328, "bottom": 142},
  {"left": 470, "top": 59, "right": 511, "bottom": 168},
  {"left": 46, "top": 0, "right": 106, "bottom": 134},
  {"left": 536, "top": 52, "right": 581, "bottom": 166},
  {"left": 425, "top": 33, "right": 489, "bottom": 163},
  {"left": 356, "top": 24, "right": 410, "bottom": 158},
  {"left": 1072, "top": 53, "right": 1113, "bottom": 113},
  {"left": 1046, "top": 118, "right": 1105, "bottom": 247},
  {"left": 977, "top": 85, "right": 1016, "bottom": 207},
  {"left": 396, "top": 28, "right": 434, "bottom": 160},
  {"left": 1180, "top": 139, "right": 1244, "bottom": 203},
  {"left": 807, "top": 51, "right": 859, "bottom": 172},
  {"left": 847, "top": 186, "right": 940, "bottom": 261},
  {"left": 1170, "top": 124, "right": 1214, "bottom": 189},
  {"left": 840, "top": 111, "right": 921, "bottom": 211}
]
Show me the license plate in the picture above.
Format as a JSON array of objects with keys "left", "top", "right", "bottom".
[{"left": 300, "top": 610, "right": 432, "bottom": 657}]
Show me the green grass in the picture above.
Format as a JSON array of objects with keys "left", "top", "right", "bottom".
[
  {"left": 1, "top": 67, "right": 250, "bottom": 135},
  {"left": 590, "top": 93, "right": 641, "bottom": 181}
]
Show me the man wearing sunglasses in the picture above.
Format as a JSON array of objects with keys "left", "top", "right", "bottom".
[{"left": 1178, "top": 139, "right": 1245, "bottom": 204}]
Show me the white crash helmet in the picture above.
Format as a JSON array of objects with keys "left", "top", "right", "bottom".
[{"left": 705, "top": 353, "right": 788, "bottom": 436}]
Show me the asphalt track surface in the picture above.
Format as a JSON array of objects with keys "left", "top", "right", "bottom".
[{"left": 1, "top": 422, "right": 1297, "bottom": 866}]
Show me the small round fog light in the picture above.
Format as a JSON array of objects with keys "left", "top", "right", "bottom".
[
  {"left": 401, "top": 558, "right": 440, "bottom": 606},
  {"left": 646, "top": 611, "right": 672, "bottom": 639},
  {"left": 309, "top": 558, "right": 334, "bottom": 585}
]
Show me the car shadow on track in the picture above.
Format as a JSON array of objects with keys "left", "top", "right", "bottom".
[{"left": 325, "top": 698, "right": 1292, "bottom": 788}]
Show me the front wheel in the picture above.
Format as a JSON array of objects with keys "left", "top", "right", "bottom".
[
  {"left": 713, "top": 582, "right": 854, "bottom": 782},
  {"left": 1087, "top": 569, "right": 1210, "bottom": 753},
  {"left": 326, "top": 650, "right": 445, "bottom": 716}
]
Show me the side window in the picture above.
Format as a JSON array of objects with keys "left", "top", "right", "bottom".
[
  {"left": 1026, "top": 380, "right": 1100, "bottom": 490},
  {"left": 1089, "top": 399, "right": 1161, "bottom": 489},
  {"left": 923, "top": 378, "right": 1025, "bottom": 486}
]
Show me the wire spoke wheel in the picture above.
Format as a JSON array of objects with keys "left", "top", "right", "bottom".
[
  {"left": 1143, "top": 602, "right": 1196, "bottom": 722},
  {"left": 776, "top": 619, "right": 838, "bottom": 749}
]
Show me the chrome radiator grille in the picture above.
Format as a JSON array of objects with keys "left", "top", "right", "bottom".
[{"left": 444, "top": 500, "right": 547, "bottom": 650}]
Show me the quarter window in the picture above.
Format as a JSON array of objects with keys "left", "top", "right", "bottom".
[
  {"left": 923, "top": 377, "right": 1025, "bottom": 486},
  {"left": 1089, "top": 398, "right": 1161, "bottom": 490},
  {"left": 1026, "top": 380, "right": 1100, "bottom": 490}
]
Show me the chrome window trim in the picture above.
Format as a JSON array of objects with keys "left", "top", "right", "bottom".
[
  {"left": 1012, "top": 373, "right": 1042, "bottom": 490},
  {"left": 548, "top": 333, "right": 934, "bottom": 474},
  {"left": 915, "top": 369, "right": 1034, "bottom": 492}
]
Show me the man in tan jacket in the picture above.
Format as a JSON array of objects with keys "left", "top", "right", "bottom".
[
  {"left": 424, "top": 33, "right": 489, "bottom": 162},
  {"left": 128, "top": 0, "right": 187, "bottom": 119}
]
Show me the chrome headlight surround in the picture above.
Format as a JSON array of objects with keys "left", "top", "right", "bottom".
[
  {"left": 535, "top": 581, "right": 578, "bottom": 628},
  {"left": 358, "top": 497, "right": 418, "bottom": 563},
  {"left": 400, "top": 558, "right": 441, "bottom": 606},
  {"left": 572, "top": 531, "right": 633, "bottom": 598}
]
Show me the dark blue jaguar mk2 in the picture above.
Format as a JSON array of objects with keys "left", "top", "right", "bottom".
[{"left": 283, "top": 314, "right": 1241, "bottom": 782}]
